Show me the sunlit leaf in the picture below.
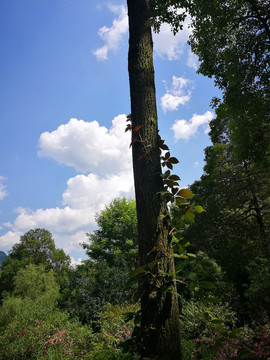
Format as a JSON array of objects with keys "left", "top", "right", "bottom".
[
  {"left": 194, "top": 205, "right": 204, "bottom": 213},
  {"left": 178, "top": 189, "right": 194, "bottom": 198},
  {"left": 175, "top": 196, "right": 188, "bottom": 205},
  {"left": 184, "top": 207, "right": 195, "bottom": 222}
]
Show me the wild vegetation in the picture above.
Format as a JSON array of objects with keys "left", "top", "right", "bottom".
[{"left": 0, "top": 0, "right": 269, "bottom": 358}]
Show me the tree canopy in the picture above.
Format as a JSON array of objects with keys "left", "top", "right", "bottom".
[
  {"left": 0, "top": 228, "right": 70, "bottom": 302},
  {"left": 83, "top": 197, "right": 138, "bottom": 270}
]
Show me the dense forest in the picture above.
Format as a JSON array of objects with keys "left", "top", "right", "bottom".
[{"left": 0, "top": 0, "right": 269, "bottom": 359}]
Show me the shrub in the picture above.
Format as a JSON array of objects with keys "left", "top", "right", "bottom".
[
  {"left": 181, "top": 299, "right": 237, "bottom": 340},
  {"left": 91, "top": 303, "right": 139, "bottom": 352}
]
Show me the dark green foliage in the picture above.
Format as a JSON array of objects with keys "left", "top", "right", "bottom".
[
  {"left": 245, "top": 257, "right": 270, "bottom": 322},
  {"left": 62, "top": 261, "right": 134, "bottom": 328},
  {"left": 184, "top": 141, "right": 269, "bottom": 321},
  {"left": 0, "top": 251, "right": 6, "bottom": 263},
  {"left": 150, "top": 0, "right": 270, "bottom": 325}
]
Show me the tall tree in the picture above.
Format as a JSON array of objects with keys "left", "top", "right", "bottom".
[
  {"left": 83, "top": 197, "right": 138, "bottom": 271},
  {"left": 0, "top": 228, "right": 70, "bottom": 302},
  {"left": 126, "top": 1, "right": 182, "bottom": 358}
]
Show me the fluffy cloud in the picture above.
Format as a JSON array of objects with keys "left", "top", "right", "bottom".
[
  {"left": 0, "top": 231, "right": 21, "bottom": 253},
  {"left": 38, "top": 115, "right": 131, "bottom": 175},
  {"left": 2, "top": 114, "right": 134, "bottom": 257},
  {"left": 161, "top": 76, "right": 192, "bottom": 111},
  {"left": 93, "top": 4, "right": 128, "bottom": 61},
  {"left": 2, "top": 170, "right": 134, "bottom": 255},
  {"left": 171, "top": 111, "right": 214, "bottom": 140},
  {"left": 93, "top": 6, "right": 191, "bottom": 62},
  {"left": 62, "top": 170, "right": 133, "bottom": 209},
  {"left": 153, "top": 18, "right": 191, "bottom": 60},
  {"left": 14, "top": 206, "right": 93, "bottom": 234},
  {"left": 0, "top": 176, "right": 7, "bottom": 200}
]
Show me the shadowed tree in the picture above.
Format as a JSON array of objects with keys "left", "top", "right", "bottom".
[{"left": 126, "top": 0, "right": 182, "bottom": 358}]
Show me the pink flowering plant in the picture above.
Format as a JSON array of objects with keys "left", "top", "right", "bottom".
[
  {"left": 91, "top": 303, "right": 138, "bottom": 352},
  {"left": 188, "top": 324, "right": 270, "bottom": 359}
]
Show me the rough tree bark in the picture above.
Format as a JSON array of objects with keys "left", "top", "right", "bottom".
[{"left": 126, "top": 0, "right": 182, "bottom": 359}]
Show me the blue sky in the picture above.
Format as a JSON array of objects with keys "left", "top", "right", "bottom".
[{"left": 0, "top": 1, "right": 220, "bottom": 263}]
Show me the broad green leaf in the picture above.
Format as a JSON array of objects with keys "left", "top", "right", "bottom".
[
  {"left": 175, "top": 196, "right": 188, "bottom": 205},
  {"left": 169, "top": 174, "right": 180, "bottom": 181},
  {"left": 184, "top": 207, "right": 195, "bottom": 222},
  {"left": 178, "top": 188, "right": 194, "bottom": 198},
  {"left": 194, "top": 205, "right": 204, "bottom": 213}
]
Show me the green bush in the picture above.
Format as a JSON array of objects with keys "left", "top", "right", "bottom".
[
  {"left": 91, "top": 303, "right": 139, "bottom": 351},
  {"left": 181, "top": 299, "right": 237, "bottom": 340},
  {"left": 0, "top": 264, "right": 92, "bottom": 359}
]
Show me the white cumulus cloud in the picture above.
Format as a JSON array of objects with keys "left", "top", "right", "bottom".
[
  {"left": 153, "top": 18, "right": 191, "bottom": 60},
  {"left": 93, "top": 4, "right": 128, "bottom": 61},
  {"left": 38, "top": 114, "right": 131, "bottom": 175},
  {"left": 161, "top": 76, "right": 192, "bottom": 111},
  {"left": 62, "top": 170, "right": 133, "bottom": 210},
  {"left": 14, "top": 206, "right": 93, "bottom": 234},
  {"left": 4, "top": 169, "right": 134, "bottom": 255},
  {"left": 171, "top": 111, "right": 214, "bottom": 140},
  {"left": 0, "top": 176, "right": 7, "bottom": 200},
  {"left": 2, "top": 114, "right": 134, "bottom": 257},
  {"left": 0, "top": 231, "right": 21, "bottom": 253}
]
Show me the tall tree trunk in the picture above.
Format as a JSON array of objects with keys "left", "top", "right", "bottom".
[{"left": 126, "top": 1, "right": 182, "bottom": 359}]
